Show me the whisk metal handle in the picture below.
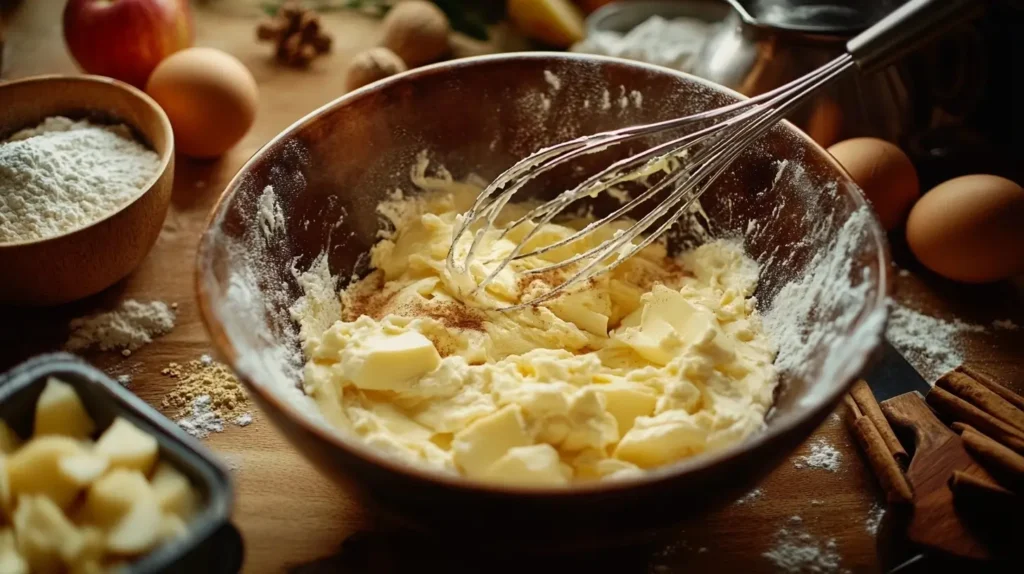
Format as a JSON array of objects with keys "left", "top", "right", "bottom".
[{"left": 847, "top": 0, "right": 983, "bottom": 74}]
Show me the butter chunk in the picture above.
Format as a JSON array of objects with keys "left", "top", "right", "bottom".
[
  {"left": 598, "top": 385, "right": 658, "bottom": 434},
  {"left": 106, "top": 489, "right": 163, "bottom": 556},
  {"left": 7, "top": 436, "right": 87, "bottom": 509},
  {"left": 0, "top": 528, "right": 28, "bottom": 574},
  {"left": 0, "top": 420, "right": 22, "bottom": 454},
  {"left": 614, "top": 411, "right": 708, "bottom": 468},
  {"left": 345, "top": 331, "right": 441, "bottom": 391},
  {"left": 13, "top": 495, "right": 85, "bottom": 569},
  {"left": 150, "top": 462, "right": 196, "bottom": 519},
  {"left": 616, "top": 286, "right": 716, "bottom": 366},
  {"left": 83, "top": 469, "right": 152, "bottom": 528},
  {"left": 95, "top": 418, "right": 159, "bottom": 474},
  {"left": 480, "top": 444, "right": 569, "bottom": 487},
  {"left": 549, "top": 291, "right": 611, "bottom": 336},
  {"left": 452, "top": 405, "right": 532, "bottom": 477},
  {"left": 34, "top": 378, "right": 95, "bottom": 439}
]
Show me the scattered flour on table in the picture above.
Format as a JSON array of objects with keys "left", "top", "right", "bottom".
[
  {"left": 885, "top": 303, "right": 986, "bottom": 384},
  {"left": 764, "top": 516, "right": 843, "bottom": 573},
  {"left": 115, "top": 374, "right": 132, "bottom": 387},
  {"left": 794, "top": 438, "right": 841, "bottom": 472},
  {"left": 176, "top": 395, "right": 224, "bottom": 440},
  {"left": 65, "top": 300, "right": 176, "bottom": 353},
  {"left": 993, "top": 319, "right": 1019, "bottom": 331},
  {"left": 865, "top": 503, "right": 886, "bottom": 536},
  {"left": 734, "top": 487, "right": 764, "bottom": 505},
  {"left": 0, "top": 116, "right": 161, "bottom": 243}
]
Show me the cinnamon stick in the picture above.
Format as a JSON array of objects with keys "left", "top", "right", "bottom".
[
  {"left": 844, "top": 393, "right": 862, "bottom": 419},
  {"left": 850, "top": 380, "right": 908, "bottom": 466},
  {"left": 850, "top": 415, "right": 913, "bottom": 504},
  {"left": 957, "top": 364, "right": 1024, "bottom": 412},
  {"left": 926, "top": 387, "right": 1024, "bottom": 452},
  {"left": 938, "top": 370, "right": 1024, "bottom": 434},
  {"left": 952, "top": 422, "right": 1024, "bottom": 455},
  {"left": 960, "top": 427, "right": 1024, "bottom": 491}
]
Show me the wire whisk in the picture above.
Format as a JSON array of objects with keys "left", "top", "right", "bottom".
[{"left": 446, "top": 0, "right": 976, "bottom": 311}]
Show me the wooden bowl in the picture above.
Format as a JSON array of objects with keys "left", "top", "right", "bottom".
[
  {"left": 0, "top": 75, "right": 174, "bottom": 305},
  {"left": 197, "top": 54, "right": 891, "bottom": 549}
]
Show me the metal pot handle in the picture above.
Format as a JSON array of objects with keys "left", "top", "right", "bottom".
[{"left": 847, "top": 0, "right": 984, "bottom": 74}]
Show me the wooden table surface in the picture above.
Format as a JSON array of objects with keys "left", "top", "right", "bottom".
[{"left": 2, "top": 2, "right": 1022, "bottom": 572}]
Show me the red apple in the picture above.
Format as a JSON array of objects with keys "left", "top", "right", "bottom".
[{"left": 64, "top": 0, "right": 194, "bottom": 88}]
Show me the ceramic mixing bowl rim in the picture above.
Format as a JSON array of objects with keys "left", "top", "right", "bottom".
[
  {"left": 0, "top": 74, "right": 174, "bottom": 248},
  {"left": 196, "top": 52, "right": 891, "bottom": 498}
]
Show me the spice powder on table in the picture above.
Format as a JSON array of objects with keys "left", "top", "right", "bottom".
[{"left": 161, "top": 356, "right": 250, "bottom": 420}]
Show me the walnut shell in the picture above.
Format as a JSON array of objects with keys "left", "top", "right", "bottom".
[
  {"left": 380, "top": 1, "right": 450, "bottom": 68},
  {"left": 345, "top": 47, "right": 409, "bottom": 92}
]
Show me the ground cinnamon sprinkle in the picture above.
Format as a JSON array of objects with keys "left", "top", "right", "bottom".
[
  {"left": 429, "top": 300, "right": 485, "bottom": 331},
  {"left": 343, "top": 271, "right": 487, "bottom": 339},
  {"left": 341, "top": 271, "right": 395, "bottom": 321},
  {"left": 161, "top": 356, "right": 250, "bottom": 419}
]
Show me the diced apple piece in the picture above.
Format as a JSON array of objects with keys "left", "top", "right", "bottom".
[
  {"left": 83, "top": 469, "right": 152, "bottom": 528},
  {"left": 7, "top": 436, "right": 87, "bottom": 509},
  {"left": 94, "top": 418, "right": 159, "bottom": 474},
  {"left": 149, "top": 462, "right": 195, "bottom": 520},
  {"left": 69, "top": 561, "right": 106, "bottom": 574},
  {"left": 12, "top": 495, "right": 85, "bottom": 569},
  {"left": 452, "top": 405, "right": 532, "bottom": 477},
  {"left": 0, "top": 421, "right": 21, "bottom": 454},
  {"left": 159, "top": 513, "right": 188, "bottom": 542},
  {"left": 0, "top": 528, "right": 28, "bottom": 574},
  {"left": 58, "top": 452, "right": 110, "bottom": 487},
  {"left": 34, "top": 378, "right": 95, "bottom": 439},
  {"left": 105, "top": 489, "right": 163, "bottom": 556},
  {"left": 0, "top": 457, "right": 10, "bottom": 515},
  {"left": 76, "top": 526, "right": 105, "bottom": 565},
  {"left": 345, "top": 331, "right": 441, "bottom": 391}
]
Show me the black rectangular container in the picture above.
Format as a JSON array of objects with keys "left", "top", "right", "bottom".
[{"left": 0, "top": 353, "right": 243, "bottom": 573}]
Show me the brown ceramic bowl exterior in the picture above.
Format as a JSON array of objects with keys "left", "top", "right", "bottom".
[
  {"left": 197, "top": 54, "right": 890, "bottom": 549},
  {"left": 0, "top": 75, "right": 174, "bottom": 305}
]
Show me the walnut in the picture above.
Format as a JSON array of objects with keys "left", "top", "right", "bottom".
[
  {"left": 380, "top": 1, "right": 450, "bottom": 68},
  {"left": 257, "top": 1, "right": 333, "bottom": 68},
  {"left": 345, "top": 47, "right": 408, "bottom": 92}
]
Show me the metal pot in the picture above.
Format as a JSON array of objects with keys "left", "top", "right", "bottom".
[{"left": 691, "top": 0, "right": 919, "bottom": 146}]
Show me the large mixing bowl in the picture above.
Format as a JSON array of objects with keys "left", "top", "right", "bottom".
[{"left": 196, "top": 53, "right": 890, "bottom": 548}]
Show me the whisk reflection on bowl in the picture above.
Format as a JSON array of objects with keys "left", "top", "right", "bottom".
[{"left": 446, "top": 0, "right": 976, "bottom": 310}]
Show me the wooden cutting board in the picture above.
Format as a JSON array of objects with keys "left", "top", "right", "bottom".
[{"left": 881, "top": 392, "right": 995, "bottom": 560}]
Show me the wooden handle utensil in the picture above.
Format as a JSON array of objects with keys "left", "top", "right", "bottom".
[{"left": 880, "top": 391, "right": 995, "bottom": 560}]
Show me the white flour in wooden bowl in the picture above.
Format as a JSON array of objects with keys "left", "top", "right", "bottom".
[{"left": 0, "top": 116, "right": 161, "bottom": 244}]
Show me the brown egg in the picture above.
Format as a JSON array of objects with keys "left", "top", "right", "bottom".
[
  {"left": 146, "top": 48, "right": 259, "bottom": 159},
  {"left": 828, "top": 138, "right": 919, "bottom": 231},
  {"left": 906, "top": 175, "right": 1024, "bottom": 283}
]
